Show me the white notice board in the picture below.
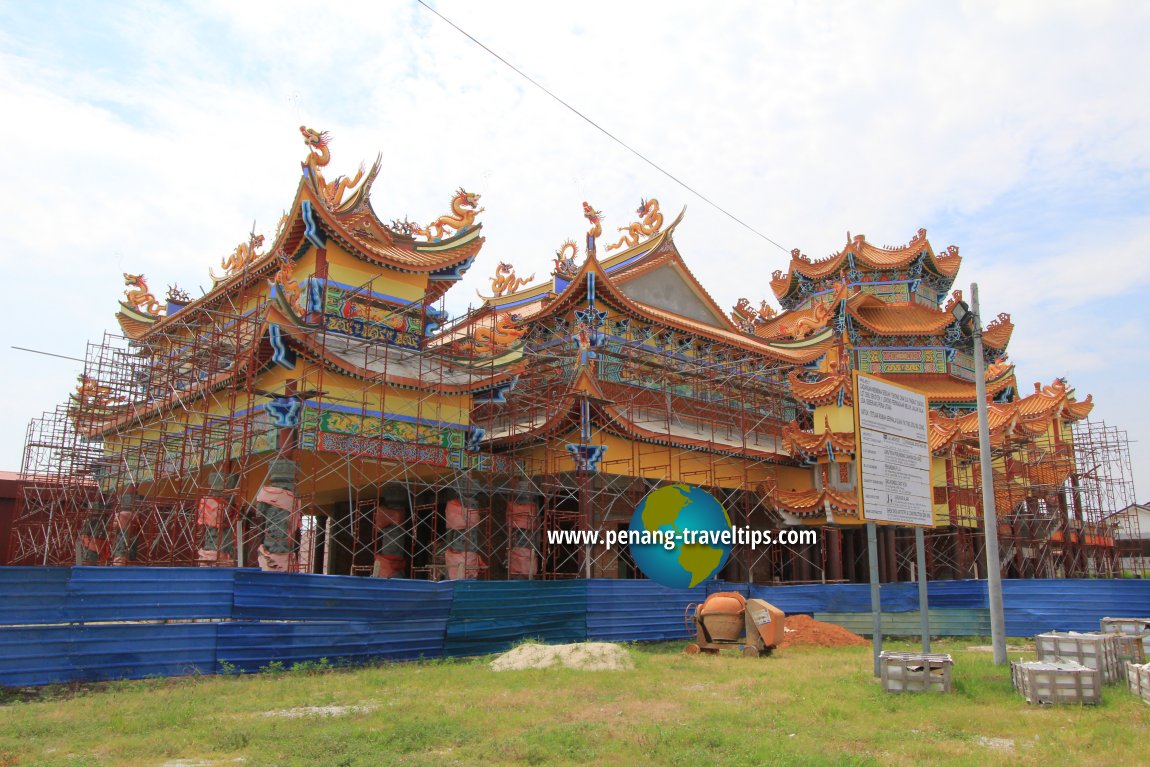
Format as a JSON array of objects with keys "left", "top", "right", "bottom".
[{"left": 854, "top": 372, "right": 935, "bottom": 527}]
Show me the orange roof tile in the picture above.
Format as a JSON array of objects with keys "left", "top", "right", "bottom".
[
  {"left": 523, "top": 248, "right": 833, "bottom": 365},
  {"left": 788, "top": 370, "right": 853, "bottom": 407},
  {"left": 891, "top": 373, "right": 1015, "bottom": 404},
  {"left": 981, "top": 312, "right": 1013, "bottom": 349},
  {"left": 771, "top": 486, "right": 858, "bottom": 519},
  {"left": 771, "top": 228, "right": 962, "bottom": 299},
  {"left": 1015, "top": 379, "right": 1093, "bottom": 422},
  {"left": 783, "top": 418, "right": 856, "bottom": 459},
  {"left": 848, "top": 300, "right": 954, "bottom": 336}
]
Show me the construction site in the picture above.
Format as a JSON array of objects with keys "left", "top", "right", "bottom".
[{"left": 8, "top": 128, "right": 1143, "bottom": 585}]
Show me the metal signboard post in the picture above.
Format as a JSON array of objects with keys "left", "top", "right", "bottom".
[{"left": 854, "top": 372, "right": 934, "bottom": 674}]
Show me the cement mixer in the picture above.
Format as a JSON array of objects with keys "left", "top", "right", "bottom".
[{"left": 684, "top": 591, "right": 785, "bottom": 657}]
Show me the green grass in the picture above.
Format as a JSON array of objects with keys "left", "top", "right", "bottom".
[{"left": 1, "top": 639, "right": 1147, "bottom": 766}]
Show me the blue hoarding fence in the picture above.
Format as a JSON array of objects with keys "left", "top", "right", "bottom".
[{"left": 2, "top": 567, "right": 1149, "bottom": 686}]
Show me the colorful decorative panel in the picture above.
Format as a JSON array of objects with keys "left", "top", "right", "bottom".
[
  {"left": 300, "top": 405, "right": 465, "bottom": 449},
  {"left": 949, "top": 351, "right": 975, "bottom": 381},
  {"left": 317, "top": 432, "right": 514, "bottom": 473},
  {"left": 854, "top": 348, "right": 948, "bottom": 375},
  {"left": 322, "top": 286, "right": 422, "bottom": 349},
  {"left": 858, "top": 282, "right": 911, "bottom": 303}
]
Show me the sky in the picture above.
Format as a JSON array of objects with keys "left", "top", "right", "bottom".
[{"left": 0, "top": 0, "right": 1147, "bottom": 501}]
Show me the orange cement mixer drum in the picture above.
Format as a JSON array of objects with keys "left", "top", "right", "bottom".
[
  {"left": 698, "top": 591, "right": 746, "bottom": 616},
  {"left": 697, "top": 592, "right": 747, "bottom": 642}
]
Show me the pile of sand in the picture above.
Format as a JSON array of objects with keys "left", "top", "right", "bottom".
[
  {"left": 778, "top": 614, "right": 868, "bottom": 649},
  {"left": 261, "top": 704, "right": 375, "bottom": 718},
  {"left": 491, "top": 642, "right": 634, "bottom": 672}
]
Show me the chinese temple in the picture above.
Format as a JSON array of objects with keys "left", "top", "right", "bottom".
[{"left": 11, "top": 129, "right": 1141, "bottom": 582}]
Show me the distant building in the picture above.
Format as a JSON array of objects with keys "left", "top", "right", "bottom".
[{"left": 1110, "top": 503, "right": 1150, "bottom": 574}]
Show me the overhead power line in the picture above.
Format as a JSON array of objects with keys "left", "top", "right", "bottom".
[
  {"left": 416, "top": 0, "right": 791, "bottom": 254},
  {"left": 11, "top": 346, "right": 85, "bottom": 363}
]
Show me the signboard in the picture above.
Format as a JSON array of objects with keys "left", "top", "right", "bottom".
[{"left": 854, "top": 372, "right": 934, "bottom": 527}]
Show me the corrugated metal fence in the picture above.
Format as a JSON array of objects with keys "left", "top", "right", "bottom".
[{"left": 1, "top": 568, "right": 1148, "bottom": 686}]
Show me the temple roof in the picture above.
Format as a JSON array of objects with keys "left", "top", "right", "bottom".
[
  {"left": 117, "top": 134, "right": 485, "bottom": 341},
  {"left": 922, "top": 378, "right": 1093, "bottom": 455},
  {"left": 770, "top": 486, "right": 859, "bottom": 520},
  {"left": 454, "top": 218, "right": 835, "bottom": 366},
  {"left": 845, "top": 293, "right": 955, "bottom": 336},
  {"left": 535, "top": 246, "right": 835, "bottom": 364},
  {"left": 783, "top": 417, "right": 856, "bottom": 460},
  {"left": 771, "top": 228, "right": 962, "bottom": 301},
  {"left": 788, "top": 361, "right": 1018, "bottom": 409},
  {"left": 788, "top": 368, "right": 853, "bottom": 407},
  {"left": 980, "top": 312, "right": 1014, "bottom": 349},
  {"left": 484, "top": 366, "right": 791, "bottom": 461}
]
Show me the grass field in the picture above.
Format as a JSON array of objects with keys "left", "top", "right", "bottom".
[{"left": 1, "top": 638, "right": 1147, "bottom": 767}]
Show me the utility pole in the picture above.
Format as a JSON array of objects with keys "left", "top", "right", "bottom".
[{"left": 970, "top": 283, "right": 1008, "bottom": 665}]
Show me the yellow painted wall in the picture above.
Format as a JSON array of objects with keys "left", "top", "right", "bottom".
[
  {"left": 325, "top": 243, "right": 427, "bottom": 303},
  {"left": 815, "top": 404, "right": 856, "bottom": 433}
]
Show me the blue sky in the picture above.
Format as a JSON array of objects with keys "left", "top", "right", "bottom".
[{"left": 0, "top": 0, "right": 1147, "bottom": 500}]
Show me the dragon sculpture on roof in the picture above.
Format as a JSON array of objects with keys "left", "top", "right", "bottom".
[
  {"left": 71, "top": 374, "right": 125, "bottom": 410},
  {"left": 210, "top": 235, "right": 265, "bottom": 284},
  {"left": 488, "top": 262, "right": 534, "bottom": 297},
  {"left": 583, "top": 202, "right": 603, "bottom": 258},
  {"left": 776, "top": 279, "right": 851, "bottom": 339},
  {"left": 412, "top": 188, "right": 484, "bottom": 241},
  {"left": 471, "top": 313, "right": 524, "bottom": 354},
  {"left": 606, "top": 198, "right": 663, "bottom": 252},
  {"left": 269, "top": 252, "right": 303, "bottom": 313},
  {"left": 299, "top": 126, "right": 374, "bottom": 209},
  {"left": 123, "top": 273, "right": 164, "bottom": 316}
]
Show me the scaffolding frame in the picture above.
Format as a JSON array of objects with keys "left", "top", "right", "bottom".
[{"left": 10, "top": 260, "right": 1140, "bottom": 585}]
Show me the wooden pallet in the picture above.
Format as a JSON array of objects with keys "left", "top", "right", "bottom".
[
  {"left": 1126, "top": 662, "right": 1150, "bottom": 704},
  {"left": 879, "top": 651, "right": 953, "bottom": 693},
  {"left": 1035, "top": 631, "right": 1120, "bottom": 684},
  {"left": 1012, "top": 660, "right": 1101, "bottom": 705}
]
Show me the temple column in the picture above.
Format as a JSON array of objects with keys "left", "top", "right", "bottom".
[
  {"left": 76, "top": 497, "right": 109, "bottom": 566},
  {"left": 256, "top": 459, "right": 299, "bottom": 572},
  {"left": 507, "top": 480, "right": 540, "bottom": 579},
  {"left": 112, "top": 491, "right": 141, "bottom": 565},
  {"left": 826, "top": 527, "right": 844, "bottom": 582},
  {"left": 372, "top": 485, "right": 409, "bottom": 578},
  {"left": 196, "top": 472, "right": 237, "bottom": 567},
  {"left": 445, "top": 476, "right": 485, "bottom": 579}
]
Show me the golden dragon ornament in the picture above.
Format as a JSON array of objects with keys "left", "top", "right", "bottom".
[
  {"left": 123, "top": 273, "right": 164, "bottom": 316},
  {"left": 606, "top": 198, "right": 663, "bottom": 252},
  {"left": 210, "top": 235, "right": 265, "bottom": 283},
  {"left": 300, "top": 126, "right": 371, "bottom": 209},
  {"left": 412, "top": 188, "right": 485, "bottom": 241},
  {"left": 488, "top": 262, "right": 534, "bottom": 297},
  {"left": 582, "top": 202, "right": 603, "bottom": 258}
]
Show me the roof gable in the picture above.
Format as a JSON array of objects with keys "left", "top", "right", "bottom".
[{"left": 616, "top": 261, "right": 727, "bottom": 328}]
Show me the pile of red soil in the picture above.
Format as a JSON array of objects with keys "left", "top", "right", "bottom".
[{"left": 778, "top": 614, "right": 868, "bottom": 649}]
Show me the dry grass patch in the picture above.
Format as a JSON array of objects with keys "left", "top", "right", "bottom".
[{"left": 0, "top": 639, "right": 1147, "bottom": 766}]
